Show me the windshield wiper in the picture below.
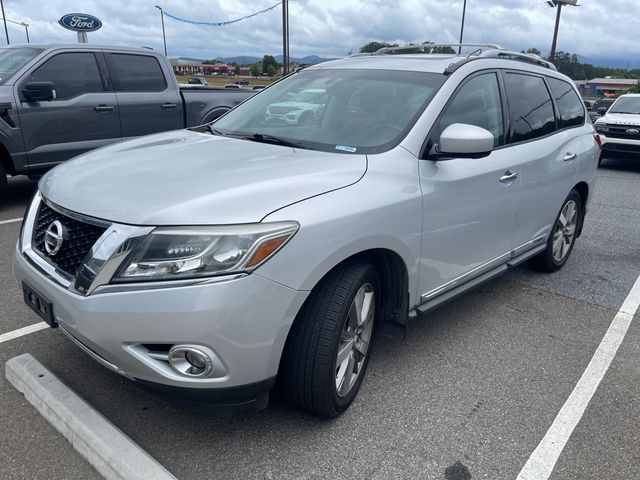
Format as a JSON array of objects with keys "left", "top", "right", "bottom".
[{"left": 242, "top": 133, "right": 313, "bottom": 150}]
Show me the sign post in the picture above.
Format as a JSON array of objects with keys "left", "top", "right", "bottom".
[{"left": 58, "top": 13, "right": 102, "bottom": 42}]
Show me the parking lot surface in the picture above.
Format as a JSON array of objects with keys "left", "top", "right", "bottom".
[{"left": 1, "top": 156, "right": 639, "bottom": 479}]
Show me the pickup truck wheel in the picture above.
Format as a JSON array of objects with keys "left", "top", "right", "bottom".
[
  {"left": 530, "top": 190, "right": 582, "bottom": 272},
  {"left": 0, "top": 164, "right": 7, "bottom": 203},
  {"left": 281, "top": 261, "right": 380, "bottom": 418}
]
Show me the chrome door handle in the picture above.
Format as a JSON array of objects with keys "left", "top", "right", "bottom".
[
  {"left": 563, "top": 152, "right": 577, "bottom": 162},
  {"left": 499, "top": 170, "right": 518, "bottom": 183},
  {"left": 94, "top": 105, "right": 114, "bottom": 112}
]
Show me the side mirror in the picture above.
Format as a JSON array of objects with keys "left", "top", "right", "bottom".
[
  {"left": 434, "top": 123, "right": 494, "bottom": 159},
  {"left": 597, "top": 107, "right": 607, "bottom": 115},
  {"left": 22, "top": 82, "right": 55, "bottom": 102}
]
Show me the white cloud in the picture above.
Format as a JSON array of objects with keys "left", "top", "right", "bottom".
[{"left": 2, "top": 0, "right": 638, "bottom": 62}]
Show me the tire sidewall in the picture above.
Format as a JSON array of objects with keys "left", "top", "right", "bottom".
[
  {"left": 329, "top": 264, "right": 381, "bottom": 414},
  {"left": 548, "top": 190, "right": 582, "bottom": 269}
]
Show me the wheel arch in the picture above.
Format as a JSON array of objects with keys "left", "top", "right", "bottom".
[{"left": 0, "top": 141, "right": 15, "bottom": 175}]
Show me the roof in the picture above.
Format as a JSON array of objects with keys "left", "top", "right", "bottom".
[
  {"left": 588, "top": 78, "right": 639, "bottom": 85},
  {"left": 2, "top": 43, "right": 159, "bottom": 54}
]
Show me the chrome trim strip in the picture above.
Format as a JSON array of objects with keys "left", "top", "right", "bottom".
[
  {"left": 58, "top": 325, "right": 131, "bottom": 378},
  {"left": 419, "top": 236, "right": 548, "bottom": 303},
  {"left": 421, "top": 252, "right": 510, "bottom": 302},
  {"left": 41, "top": 195, "right": 112, "bottom": 228},
  {"left": 92, "top": 273, "right": 247, "bottom": 294}
]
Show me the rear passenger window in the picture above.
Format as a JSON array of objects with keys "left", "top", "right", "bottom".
[
  {"left": 547, "top": 77, "right": 585, "bottom": 128},
  {"left": 110, "top": 54, "right": 167, "bottom": 92},
  {"left": 504, "top": 73, "right": 555, "bottom": 143},
  {"left": 436, "top": 73, "right": 504, "bottom": 147}
]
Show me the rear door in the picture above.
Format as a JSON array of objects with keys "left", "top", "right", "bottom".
[
  {"left": 105, "top": 52, "right": 183, "bottom": 138},
  {"left": 502, "top": 72, "right": 580, "bottom": 252},
  {"left": 16, "top": 50, "right": 121, "bottom": 170}
]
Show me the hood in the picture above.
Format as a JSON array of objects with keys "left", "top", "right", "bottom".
[
  {"left": 40, "top": 130, "right": 367, "bottom": 225},
  {"left": 595, "top": 113, "right": 640, "bottom": 126}
]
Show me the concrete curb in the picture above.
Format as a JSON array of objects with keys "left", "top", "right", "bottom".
[{"left": 6, "top": 353, "right": 177, "bottom": 480}]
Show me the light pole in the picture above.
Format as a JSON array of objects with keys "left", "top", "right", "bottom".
[
  {"left": 0, "top": 0, "right": 9, "bottom": 45},
  {"left": 281, "top": 0, "right": 289, "bottom": 76},
  {"left": 155, "top": 5, "right": 167, "bottom": 56},
  {"left": 21, "top": 22, "right": 28, "bottom": 42},
  {"left": 458, "top": 0, "right": 467, "bottom": 54},
  {"left": 545, "top": 0, "right": 580, "bottom": 61}
]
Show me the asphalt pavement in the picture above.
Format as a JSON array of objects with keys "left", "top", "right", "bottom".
[{"left": 1, "top": 155, "right": 639, "bottom": 480}]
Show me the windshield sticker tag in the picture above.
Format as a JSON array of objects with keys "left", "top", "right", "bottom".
[{"left": 335, "top": 145, "right": 357, "bottom": 153}]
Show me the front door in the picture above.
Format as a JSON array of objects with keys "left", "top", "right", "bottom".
[
  {"left": 417, "top": 72, "right": 520, "bottom": 302},
  {"left": 17, "top": 51, "right": 121, "bottom": 170}
]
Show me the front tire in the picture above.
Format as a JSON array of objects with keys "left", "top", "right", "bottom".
[
  {"left": 281, "top": 261, "right": 380, "bottom": 418},
  {"left": 530, "top": 190, "right": 582, "bottom": 272}
]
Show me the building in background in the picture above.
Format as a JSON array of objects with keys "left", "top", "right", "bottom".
[{"left": 575, "top": 78, "right": 639, "bottom": 97}]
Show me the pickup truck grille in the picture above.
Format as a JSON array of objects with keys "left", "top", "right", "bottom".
[
  {"left": 32, "top": 202, "right": 108, "bottom": 277},
  {"left": 604, "top": 124, "right": 640, "bottom": 140}
]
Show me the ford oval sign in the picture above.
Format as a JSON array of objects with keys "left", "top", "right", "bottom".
[{"left": 59, "top": 13, "right": 102, "bottom": 32}]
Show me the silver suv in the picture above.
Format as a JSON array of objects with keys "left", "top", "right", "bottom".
[{"left": 15, "top": 44, "right": 599, "bottom": 418}]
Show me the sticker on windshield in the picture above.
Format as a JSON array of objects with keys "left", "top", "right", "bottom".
[{"left": 335, "top": 145, "right": 357, "bottom": 153}]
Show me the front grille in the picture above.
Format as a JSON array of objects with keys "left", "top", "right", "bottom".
[
  {"left": 269, "top": 106, "right": 293, "bottom": 115},
  {"left": 33, "top": 202, "right": 108, "bottom": 277},
  {"left": 604, "top": 124, "right": 640, "bottom": 140}
]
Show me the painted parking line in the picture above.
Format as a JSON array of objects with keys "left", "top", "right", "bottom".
[
  {"left": 6, "top": 353, "right": 177, "bottom": 480},
  {"left": 0, "top": 322, "right": 48, "bottom": 345},
  {"left": 517, "top": 274, "right": 640, "bottom": 480},
  {"left": 0, "top": 217, "right": 22, "bottom": 225}
]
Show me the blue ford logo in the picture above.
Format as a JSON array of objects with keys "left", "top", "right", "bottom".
[{"left": 59, "top": 13, "right": 102, "bottom": 32}]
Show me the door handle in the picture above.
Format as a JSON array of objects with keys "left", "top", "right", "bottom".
[
  {"left": 161, "top": 103, "right": 178, "bottom": 109},
  {"left": 94, "top": 105, "right": 114, "bottom": 112},
  {"left": 563, "top": 152, "right": 577, "bottom": 162},
  {"left": 499, "top": 170, "right": 518, "bottom": 183}
]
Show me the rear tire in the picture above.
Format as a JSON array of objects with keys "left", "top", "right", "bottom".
[
  {"left": 281, "top": 261, "right": 380, "bottom": 418},
  {"left": 530, "top": 190, "right": 582, "bottom": 272}
]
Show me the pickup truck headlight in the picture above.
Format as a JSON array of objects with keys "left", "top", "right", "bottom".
[
  {"left": 595, "top": 124, "right": 609, "bottom": 133},
  {"left": 113, "top": 222, "right": 298, "bottom": 282}
]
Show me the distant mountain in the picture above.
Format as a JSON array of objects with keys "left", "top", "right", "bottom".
[{"left": 174, "top": 54, "right": 336, "bottom": 66}]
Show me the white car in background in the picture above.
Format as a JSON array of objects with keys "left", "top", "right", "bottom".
[
  {"left": 265, "top": 88, "right": 326, "bottom": 125},
  {"left": 594, "top": 93, "right": 640, "bottom": 164}
]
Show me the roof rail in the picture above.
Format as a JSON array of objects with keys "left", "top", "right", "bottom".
[
  {"left": 480, "top": 50, "right": 557, "bottom": 71},
  {"left": 376, "top": 43, "right": 503, "bottom": 55}
]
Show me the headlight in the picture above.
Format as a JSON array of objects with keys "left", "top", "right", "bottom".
[
  {"left": 113, "top": 222, "right": 298, "bottom": 282},
  {"left": 595, "top": 124, "right": 609, "bottom": 133}
]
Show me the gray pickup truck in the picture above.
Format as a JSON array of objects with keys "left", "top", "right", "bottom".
[{"left": 0, "top": 44, "right": 254, "bottom": 200}]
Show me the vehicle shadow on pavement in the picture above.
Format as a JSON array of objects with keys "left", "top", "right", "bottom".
[
  {"left": 2, "top": 177, "right": 38, "bottom": 214},
  {"left": 599, "top": 157, "right": 640, "bottom": 173}
]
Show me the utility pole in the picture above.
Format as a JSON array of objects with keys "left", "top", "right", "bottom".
[
  {"left": 21, "top": 22, "right": 28, "bottom": 42},
  {"left": 458, "top": 0, "right": 467, "bottom": 54},
  {"left": 155, "top": 5, "right": 167, "bottom": 56},
  {"left": 282, "top": 0, "right": 289, "bottom": 76},
  {"left": 0, "top": 0, "right": 9, "bottom": 45}
]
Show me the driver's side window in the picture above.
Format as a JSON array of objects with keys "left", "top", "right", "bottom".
[
  {"left": 26, "top": 52, "right": 103, "bottom": 101},
  {"left": 436, "top": 73, "right": 505, "bottom": 147}
]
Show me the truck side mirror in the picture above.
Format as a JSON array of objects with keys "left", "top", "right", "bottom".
[
  {"left": 22, "top": 82, "right": 55, "bottom": 102},
  {"left": 597, "top": 107, "right": 607, "bottom": 115}
]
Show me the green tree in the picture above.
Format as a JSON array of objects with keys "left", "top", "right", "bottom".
[
  {"left": 358, "top": 42, "right": 397, "bottom": 53},
  {"left": 262, "top": 55, "right": 278, "bottom": 75},
  {"left": 521, "top": 47, "right": 542, "bottom": 56},
  {"left": 266, "top": 64, "right": 277, "bottom": 76},
  {"left": 250, "top": 62, "right": 261, "bottom": 77}
]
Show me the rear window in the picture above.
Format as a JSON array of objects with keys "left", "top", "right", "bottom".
[
  {"left": 547, "top": 77, "right": 585, "bottom": 128},
  {"left": 504, "top": 73, "right": 556, "bottom": 143},
  {"left": 110, "top": 54, "right": 167, "bottom": 92}
]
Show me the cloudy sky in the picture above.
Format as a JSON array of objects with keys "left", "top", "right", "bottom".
[{"left": 2, "top": 0, "right": 638, "bottom": 63}]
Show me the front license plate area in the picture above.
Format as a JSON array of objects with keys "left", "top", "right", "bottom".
[{"left": 22, "top": 281, "right": 57, "bottom": 328}]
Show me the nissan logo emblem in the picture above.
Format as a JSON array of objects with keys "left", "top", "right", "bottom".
[
  {"left": 626, "top": 128, "right": 639, "bottom": 135},
  {"left": 44, "top": 220, "right": 65, "bottom": 256}
]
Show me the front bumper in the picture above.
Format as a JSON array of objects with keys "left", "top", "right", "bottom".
[
  {"left": 599, "top": 134, "right": 640, "bottom": 157},
  {"left": 14, "top": 246, "right": 308, "bottom": 406}
]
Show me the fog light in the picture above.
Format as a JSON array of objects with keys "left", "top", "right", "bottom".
[{"left": 168, "top": 345, "right": 214, "bottom": 377}]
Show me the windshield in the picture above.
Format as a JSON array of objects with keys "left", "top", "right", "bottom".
[
  {"left": 609, "top": 97, "right": 640, "bottom": 115},
  {"left": 0, "top": 47, "right": 44, "bottom": 85},
  {"left": 213, "top": 68, "right": 445, "bottom": 154}
]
